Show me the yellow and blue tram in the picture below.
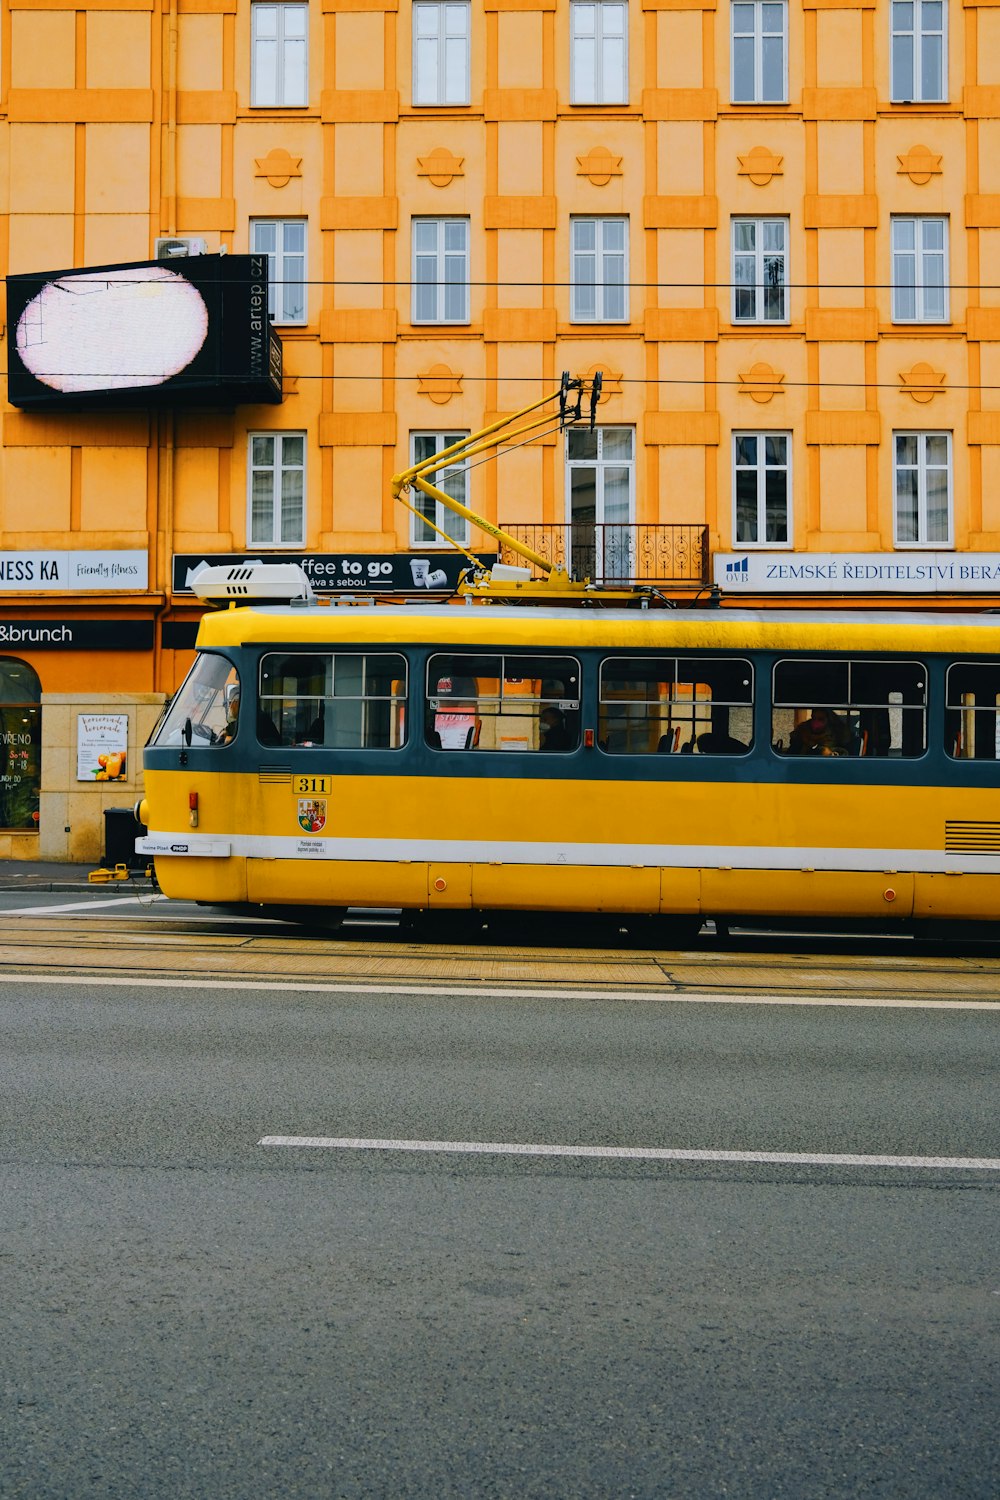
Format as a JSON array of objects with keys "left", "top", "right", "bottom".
[{"left": 138, "top": 581, "right": 1000, "bottom": 932}]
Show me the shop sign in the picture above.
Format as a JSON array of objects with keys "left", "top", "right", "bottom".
[
  {"left": 77, "top": 714, "right": 128, "bottom": 782},
  {"left": 715, "top": 552, "right": 1000, "bottom": 594},
  {"left": 172, "top": 551, "right": 497, "bottom": 596},
  {"left": 0, "top": 550, "right": 148, "bottom": 592},
  {"left": 0, "top": 620, "right": 154, "bottom": 649}
]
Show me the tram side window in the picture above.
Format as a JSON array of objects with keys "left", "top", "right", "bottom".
[
  {"left": 772, "top": 658, "right": 926, "bottom": 758},
  {"left": 426, "top": 654, "right": 581, "bottom": 751},
  {"left": 151, "top": 653, "right": 240, "bottom": 746},
  {"left": 259, "top": 653, "right": 407, "bottom": 749},
  {"left": 945, "top": 663, "right": 1000, "bottom": 759},
  {"left": 598, "top": 657, "right": 753, "bottom": 754}
]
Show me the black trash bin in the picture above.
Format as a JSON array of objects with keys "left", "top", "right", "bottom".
[{"left": 103, "top": 806, "right": 147, "bottom": 868}]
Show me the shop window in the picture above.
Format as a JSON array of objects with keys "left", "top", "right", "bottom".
[
  {"left": 599, "top": 657, "right": 754, "bottom": 755},
  {"left": 0, "top": 658, "right": 41, "bottom": 830},
  {"left": 772, "top": 658, "right": 927, "bottom": 759},
  {"left": 426, "top": 654, "right": 581, "bottom": 752}
]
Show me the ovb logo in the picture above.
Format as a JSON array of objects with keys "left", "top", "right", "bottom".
[{"left": 725, "top": 556, "right": 751, "bottom": 583}]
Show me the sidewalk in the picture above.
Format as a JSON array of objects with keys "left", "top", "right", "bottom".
[{"left": 0, "top": 859, "right": 110, "bottom": 893}]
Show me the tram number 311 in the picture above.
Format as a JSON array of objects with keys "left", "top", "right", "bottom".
[{"left": 293, "top": 776, "right": 331, "bottom": 795}]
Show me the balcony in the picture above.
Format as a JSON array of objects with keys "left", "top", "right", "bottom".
[{"left": 498, "top": 524, "right": 710, "bottom": 587}]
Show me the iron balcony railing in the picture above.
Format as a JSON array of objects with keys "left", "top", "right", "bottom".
[{"left": 498, "top": 524, "right": 710, "bottom": 587}]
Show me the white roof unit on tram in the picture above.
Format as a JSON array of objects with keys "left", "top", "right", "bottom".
[{"left": 190, "top": 562, "right": 315, "bottom": 603}]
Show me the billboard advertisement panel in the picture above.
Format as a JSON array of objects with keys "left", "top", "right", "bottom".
[{"left": 6, "top": 255, "right": 283, "bottom": 410}]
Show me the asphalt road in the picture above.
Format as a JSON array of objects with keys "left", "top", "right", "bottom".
[{"left": 1, "top": 968, "right": 998, "bottom": 1499}]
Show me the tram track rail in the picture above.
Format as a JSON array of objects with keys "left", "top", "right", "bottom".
[{"left": 2, "top": 913, "right": 1000, "bottom": 1002}]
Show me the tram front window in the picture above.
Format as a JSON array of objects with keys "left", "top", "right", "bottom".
[{"left": 151, "top": 654, "right": 240, "bottom": 747}]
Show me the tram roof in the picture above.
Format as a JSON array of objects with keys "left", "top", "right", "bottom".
[{"left": 195, "top": 603, "right": 1000, "bottom": 655}]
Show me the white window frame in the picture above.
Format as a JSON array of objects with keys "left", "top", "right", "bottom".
[
  {"left": 731, "top": 0, "right": 788, "bottom": 104},
  {"left": 251, "top": 2, "right": 308, "bottom": 108},
  {"left": 570, "top": 1, "right": 628, "bottom": 106},
  {"left": 733, "top": 432, "right": 791, "bottom": 548},
  {"left": 248, "top": 431, "right": 306, "bottom": 548},
  {"left": 891, "top": 215, "right": 949, "bottom": 324},
  {"left": 893, "top": 431, "right": 953, "bottom": 549},
  {"left": 408, "top": 432, "right": 471, "bottom": 548},
  {"left": 413, "top": 2, "right": 471, "bottom": 107},
  {"left": 891, "top": 0, "right": 947, "bottom": 104},
  {"left": 250, "top": 219, "right": 307, "bottom": 326},
  {"left": 570, "top": 217, "right": 629, "bottom": 324},
  {"left": 411, "top": 218, "right": 471, "bottom": 325},
  {"left": 731, "top": 217, "right": 789, "bottom": 324}
]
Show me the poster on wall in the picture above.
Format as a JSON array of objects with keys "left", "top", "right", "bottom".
[{"left": 77, "top": 715, "right": 128, "bottom": 782}]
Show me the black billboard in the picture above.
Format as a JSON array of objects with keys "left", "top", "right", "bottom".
[
  {"left": 172, "top": 551, "right": 498, "bottom": 596},
  {"left": 6, "top": 254, "right": 283, "bottom": 410}
]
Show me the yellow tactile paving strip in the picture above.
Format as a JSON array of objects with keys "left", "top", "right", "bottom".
[{"left": 2, "top": 916, "right": 1000, "bottom": 999}]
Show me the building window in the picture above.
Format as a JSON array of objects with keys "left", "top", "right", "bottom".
[
  {"left": 731, "top": 0, "right": 787, "bottom": 104},
  {"left": 409, "top": 433, "right": 471, "bottom": 547},
  {"left": 570, "top": 2, "right": 628, "bottom": 105},
  {"left": 570, "top": 217, "right": 628, "bottom": 323},
  {"left": 413, "top": 2, "right": 470, "bottom": 105},
  {"left": 412, "top": 218, "right": 470, "bottom": 324},
  {"left": 733, "top": 432, "right": 790, "bottom": 547},
  {"left": 891, "top": 0, "right": 946, "bottom": 103},
  {"left": 251, "top": 220, "right": 306, "bottom": 325},
  {"left": 732, "top": 218, "right": 788, "bottom": 323},
  {"left": 893, "top": 431, "right": 952, "bottom": 547},
  {"left": 251, "top": 3, "right": 308, "bottom": 108},
  {"left": 566, "top": 426, "right": 635, "bottom": 583},
  {"left": 0, "top": 658, "right": 41, "bottom": 832},
  {"left": 891, "top": 216, "right": 948, "bottom": 323},
  {"left": 248, "top": 432, "right": 306, "bottom": 546}
]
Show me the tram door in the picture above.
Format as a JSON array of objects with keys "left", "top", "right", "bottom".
[{"left": 566, "top": 427, "right": 634, "bottom": 585}]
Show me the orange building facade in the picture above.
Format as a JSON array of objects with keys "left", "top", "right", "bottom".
[{"left": 2, "top": 0, "right": 1000, "bottom": 859}]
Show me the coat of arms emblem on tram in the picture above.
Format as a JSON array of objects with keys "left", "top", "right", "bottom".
[{"left": 297, "top": 798, "right": 327, "bottom": 834}]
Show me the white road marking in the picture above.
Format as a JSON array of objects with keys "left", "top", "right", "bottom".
[
  {"left": 258, "top": 1135, "right": 1000, "bottom": 1171},
  {"left": 4, "top": 894, "right": 167, "bottom": 916},
  {"left": 0, "top": 972, "right": 998, "bottom": 1010}
]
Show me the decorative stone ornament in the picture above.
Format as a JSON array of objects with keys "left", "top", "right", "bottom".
[
  {"left": 254, "top": 148, "right": 303, "bottom": 188},
  {"left": 899, "top": 362, "right": 946, "bottom": 403},
  {"left": 417, "top": 365, "right": 464, "bottom": 404},
  {"left": 738, "top": 362, "right": 785, "bottom": 403},
  {"left": 417, "top": 149, "right": 465, "bottom": 188},
  {"left": 576, "top": 147, "right": 624, "bottom": 187},
  {"left": 897, "top": 146, "right": 943, "bottom": 186},
  {"left": 737, "top": 147, "right": 783, "bottom": 187},
  {"left": 579, "top": 363, "right": 622, "bottom": 400}
]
